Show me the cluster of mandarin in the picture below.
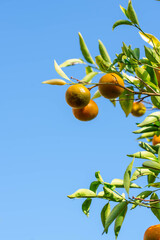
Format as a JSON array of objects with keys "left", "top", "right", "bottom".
[{"left": 65, "top": 73, "right": 146, "bottom": 121}]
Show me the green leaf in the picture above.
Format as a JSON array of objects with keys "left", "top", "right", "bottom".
[
  {"left": 92, "top": 90, "right": 101, "bottom": 100},
  {"left": 150, "top": 193, "right": 160, "bottom": 221},
  {"left": 144, "top": 46, "right": 160, "bottom": 63},
  {"left": 112, "top": 20, "right": 132, "bottom": 30},
  {"left": 139, "top": 32, "right": 160, "bottom": 47},
  {"left": 143, "top": 161, "right": 160, "bottom": 171},
  {"left": 82, "top": 199, "right": 92, "bottom": 217},
  {"left": 111, "top": 179, "right": 141, "bottom": 189},
  {"left": 133, "top": 48, "right": 140, "bottom": 60},
  {"left": 127, "top": 0, "right": 139, "bottom": 25},
  {"left": 103, "top": 186, "right": 123, "bottom": 202},
  {"left": 68, "top": 189, "right": 97, "bottom": 199},
  {"left": 138, "top": 111, "right": 160, "bottom": 127},
  {"left": 127, "top": 151, "right": 157, "bottom": 161},
  {"left": 114, "top": 205, "right": 128, "bottom": 239},
  {"left": 120, "top": 5, "right": 129, "bottom": 18},
  {"left": 119, "top": 87, "right": 134, "bottom": 117},
  {"left": 78, "top": 32, "right": 95, "bottom": 64},
  {"left": 148, "top": 182, "right": 160, "bottom": 188},
  {"left": 95, "top": 55, "right": 110, "bottom": 72},
  {"left": 151, "top": 96, "right": 160, "bottom": 109},
  {"left": 54, "top": 60, "right": 70, "bottom": 81},
  {"left": 123, "top": 159, "right": 134, "bottom": 195},
  {"left": 139, "top": 142, "right": 157, "bottom": 154},
  {"left": 135, "top": 67, "right": 151, "bottom": 83},
  {"left": 131, "top": 191, "right": 152, "bottom": 209},
  {"left": 158, "top": 147, "right": 160, "bottom": 162},
  {"left": 81, "top": 72, "right": 98, "bottom": 83},
  {"left": 59, "top": 59, "right": 84, "bottom": 68},
  {"left": 98, "top": 40, "right": 111, "bottom": 63},
  {"left": 101, "top": 203, "right": 111, "bottom": 228},
  {"left": 137, "top": 132, "right": 155, "bottom": 140},
  {"left": 103, "top": 201, "right": 128, "bottom": 234},
  {"left": 42, "top": 79, "right": 67, "bottom": 85},
  {"left": 95, "top": 171, "right": 103, "bottom": 183},
  {"left": 131, "top": 168, "right": 156, "bottom": 181},
  {"left": 89, "top": 181, "right": 101, "bottom": 193},
  {"left": 147, "top": 174, "right": 157, "bottom": 184},
  {"left": 133, "top": 126, "right": 158, "bottom": 134},
  {"left": 85, "top": 66, "right": 93, "bottom": 75}
]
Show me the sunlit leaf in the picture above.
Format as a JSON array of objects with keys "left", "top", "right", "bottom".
[
  {"left": 131, "top": 191, "right": 152, "bottom": 209},
  {"left": 143, "top": 161, "right": 160, "bottom": 171},
  {"left": 131, "top": 168, "right": 156, "bottom": 181},
  {"left": 123, "top": 159, "right": 134, "bottom": 195},
  {"left": 98, "top": 40, "right": 111, "bottom": 63},
  {"left": 112, "top": 20, "right": 132, "bottom": 30},
  {"left": 127, "top": 151, "right": 157, "bottom": 161},
  {"left": 68, "top": 189, "right": 96, "bottom": 199},
  {"left": 54, "top": 60, "right": 70, "bottom": 80},
  {"left": 81, "top": 72, "right": 98, "bottom": 83},
  {"left": 78, "top": 32, "right": 95, "bottom": 64},
  {"left": 139, "top": 32, "right": 160, "bottom": 47},
  {"left": 119, "top": 87, "right": 134, "bottom": 117},
  {"left": 42, "top": 79, "right": 66, "bottom": 85},
  {"left": 60, "top": 59, "right": 84, "bottom": 68},
  {"left": 92, "top": 89, "right": 101, "bottom": 100},
  {"left": 127, "top": 0, "right": 139, "bottom": 25},
  {"left": 82, "top": 199, "right": 92, "bottom": 217},
  {"left": 138, "top": 111, "right": 160, "bottom": 127}
]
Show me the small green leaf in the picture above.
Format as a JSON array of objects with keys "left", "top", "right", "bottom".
[
  {"left": 139, "top": 142, "right": 157, "bottom": 154},
  {"left": 144, "top": 46, "right": 160, "bottom": 63},
  {"left": 95, "top": 171, "right": 103, "bottom": 183},
  {"left": 131, "top": 168, "right": 156, "bottom": 181},
  {"left": 111, "top": 179, "right": 141, "bottom": 189},
  {"left": 82, "top": 198, "right": 92, "bottom": 217},
  {"left": 143, "top": 161, "right": 160, "bottom": 171},
  {"left": 42, "top": 79, "right": 66, "bottom": 85},
  {"left": 147, "top": 174, "right": 157, "bottom": 184},
  {"left": 158, "top": 147, "right": 160, "bottom": 162},
  {"left": 98, "top": 40, "right": 111, "bottom": 63},
  {"left": 138, "top": 111, "right": 160, "bottom": 127},
  {"left": 133, "top": 126, "right": 159, "bottom": 134},
  {"left": 120, "top": 5, "right": 129, "bottom": 18},
  {"left": 54, "top": 60, "right": 70, "bottom": 81},
  {"left": 148, "top": 182, "right": 160, "bottom": 188},
  {"left": 90, "top": 181, "right": 101, "bottom": 193},
  {"left": 119, "top": 87, "right": 134, "bottom": 117},
  {"left": 150, "top": 193, "right": 160, "bottom": 220},
  {"left": 92, "top": 89, "right": 101, "bottom": 100},
  {"left": 151, "top": 96, "right": 160, "bottom": 109},
  {"left": 59, "top": 59, "right": 84, "bottom": 68},
  {"left": 131, "top": 191, "right": 152, "bottom": 209},
  {"left": 103, "top": 201, "right": 128, "bottom": 234},
  {"left": 85, "top": 66, "right": 93, "bottom": 75},
  {"left": 127, "top": 151, "right": 157, "bottom": 161},
  {"left": 114, "top": 205, "right": 128, "bottom": 239},
  {"left": 81, "top": 72, "right": 98, "bottom": 83},
  {"left": 137, "top": 132, "right": 155, "bottom": 140},
  {"left": 127, "top": 0, "right": 139, "bottom": 25},
  {"left": 135, "top": 67, "right": 151, "bottom": 83},
  {"left": 78, "top": 32, "right": 95, "bottom": 64},
  {"left": 101, "top": 203, "right": 111, "bottom": 228},
  {"left": 95, "top": 55, "right": 110, "bottom": 72},
  {"left": 112, "top": 20, "right": 132, "bottom": 30},
  {"left": 103, "top": 186, "right": 123, "bottom": 202},
  {"left": 68, "top": 189, "right": 97, "bottom": 199},
  {"left": 123, "top": 159, "right": 134, "bottom": 195}
]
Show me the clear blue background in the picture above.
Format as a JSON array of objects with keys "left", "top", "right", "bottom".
[{"left": 0, "top": 0, "right": 160, "bottom": 239}]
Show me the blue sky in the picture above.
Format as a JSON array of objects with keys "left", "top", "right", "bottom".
[{"left": 1, "top": 0, "right": 160, "bottom": 239}]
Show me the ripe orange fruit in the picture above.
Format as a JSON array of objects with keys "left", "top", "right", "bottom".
[
  {"left": 144, "top": 224, "right": 160, "bottom": 240},
  {"left": 72, "top": 99, "right": 98, "bottom": 121},
  {"left": 65, "top": 84, "right": 91, "bottom": 108},
  {"left": 152, "top": 135, "right": 160, "bottom": 146},
  {"left": 155, "top": 68, "right": 160, "bottom": 87},
  {"left": 98, "top": 73, "right": 124, "bottom": 99},
  {"left": 131, "top": 102, "right": 146, "bottom": 117}
]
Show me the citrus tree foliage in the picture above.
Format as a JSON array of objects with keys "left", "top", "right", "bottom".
[{"left": 43, "top": 0, "right": 160, "bottom": 238}]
